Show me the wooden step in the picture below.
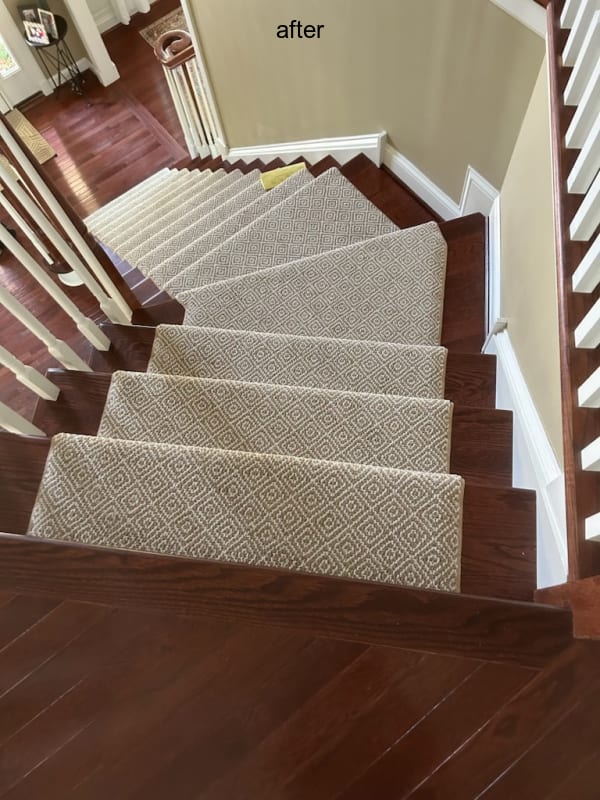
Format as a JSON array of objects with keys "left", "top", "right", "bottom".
[
  {"left": 0, "top": 432, "right": 534, "bottom": 602},
  {"left": 309, "top": 156, "right": 340, "bottom": 176},
  {"left": 87, "top": 324, "right": 497, "bottom": 407},
  {"left": 0, "top": 530, "right": 569, "bottom": 668},
  {"left": 31, "top": 370, "right": 512, "bottom": 489}
]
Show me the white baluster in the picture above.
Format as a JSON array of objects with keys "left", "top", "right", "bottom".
[
  {"left": 163, "top": 67, "right": 199, "bottom": 158},
  {"left": 0, "top": 285, "right": 91, "bottom": 371},
  {"left": 0, "top": 226, "right": 109, "bottom": 351},
  {"left": 0, "top": 401, "right": 45, "bottom": 436},
  {"left": 173, "top": 66, "right": 207, "bottom": 156},
  {"left": 564, "top": 11, "right": 600, "bottom": 106},
  {"left": 0, "top": 345, "right": 59, "bottom": 400},
  {"left": 187, "top": 58, "right": 217, "bottom": 149},
  {"left": 579, "top": 364, "right": 600, "bottom": 407},
  {"left": 570, "top": 168, "right": 600, "bottom": 241},
  {"left": 0, "top": 187, "right": 53, "bottom": 264},
  {"left": 581, "top": 436, "right": 600, "bottom": 470},
  {"left": 586, "top": 512, "right": 600, "bottom": 541},
  {"left": 567, "top": 112, "right": 600, "bottom": 194},
  {"left": 0, "top": 116, "right": 133, "bottom": 323},
  {"left": 573, "top": 233, "right": 600, "bottom": 293}
]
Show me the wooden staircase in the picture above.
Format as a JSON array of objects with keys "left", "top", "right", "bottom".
[{"left": 0, "top": 153, "right": 567, "bottom": 650}]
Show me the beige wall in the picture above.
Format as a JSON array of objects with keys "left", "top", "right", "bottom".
[
  {"left": 500, "top": 56, "right": 563, "bottom": 464},
  {"left": 189, "top": 0, "right": 544, "bottom": 200},
  {"left": 6, "top": 0, "right": 86, "bottom": 64}
]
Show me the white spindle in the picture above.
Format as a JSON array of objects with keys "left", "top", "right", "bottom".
[
  {"left": 163, "top": 67, "right": 201, "bottom": 158},
  {"left": 0, "top": 189, "right": 53, "bottom": 264},
  {"left": 187, "top": 58, "right": 218, "bottom": 148},
  {"left": 566, "top": 58, "right": 600, "bottom": 148},
  {"left": 579, "top": 365, "right": 600, "bottom": 407},
  {"left": 564, "top": 11, "right": 600, "bottom": 106},
  {"left": 567, "top": 112, "right": 600, "bottom": 194},
  {"left": 0, "top": 116, "right": 133, "bottom": 324},
  {"left": 0, "top": 345, "right": 59, "bottom": 400},
  {"left": 561, "top": 0, "right": 583, "bottom": 28},
  {"left": 0, "top": 285, "right": 91, "bottom": 371},
  {"left": 574, "top": 296, "right": 600, "bottom": 348},
  {"left": 563, "top": 0, "right": 600, "bottom": 67},
  {"left": 581, "top": 436, "right": 600, "bottom": 470},
  {"left": 173, "top": 66, "right": 208, "bottom": 156},
  {"left": 573, "top": 234, "right": 600, "bottom": 293},
  {"left": 0, "top": 226, "right": 109, "bottom": 351},
  {"left": 0, "top": 159, "right": 130, "bottom": 325},
  {"left": 0, "top": 401, "right": 45, "bottom": 436},
  {"left": 586, "top": 512, "right": 600, "bottom": 541},
  {"left": 570, "top": 168, "right": 600, "bottom": 241}
]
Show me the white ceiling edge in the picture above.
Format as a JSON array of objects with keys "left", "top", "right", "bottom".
[{"left": 489, "top": 0, "right": 547, "bottom": 37}]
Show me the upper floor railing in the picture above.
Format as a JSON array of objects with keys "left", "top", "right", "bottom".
[
  {"left": 546, "top": 0, "right": 600, "bottom": 581},
  {"left": 154, "top": 29, "right": 222, "bottom": 160}
]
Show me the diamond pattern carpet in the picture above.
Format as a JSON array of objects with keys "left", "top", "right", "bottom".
[
  {"left": 31, "top": 161, "right": 466, "bottom": 593},
  {"left": 181, "top": 222, "right": 447, "bottom": 345},
  {"left": 29, "top": 434, "right": 464, "bottom": 592},
  {"left": 99, "top": 371, "right": 453, "bottom": 473},
  {"left": 148, "top": 325, "right": 448, "bottom": 399}
]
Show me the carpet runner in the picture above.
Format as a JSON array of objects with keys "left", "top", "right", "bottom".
[
  {"left": 99, "top": 371, "right": 453, "bottom": 473},
  {"left": 29, "top": 434, "right": 464, "bottom": 592},
  {"left": 29, "top": 162, "right": 467, "bottom": 594}
]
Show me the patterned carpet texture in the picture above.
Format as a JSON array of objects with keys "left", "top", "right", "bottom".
[{"left": 34, "top": 164, "right": 465, "bottom": 593}]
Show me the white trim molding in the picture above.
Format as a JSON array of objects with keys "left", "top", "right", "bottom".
[
  {"left": 488, "top": 0, "right": 547, "bottom": 38},
  {"left": 228, "top": 132, "right": 387, "bottom": 168},
  {"left": 486, "top": 329, "right": 568, "bottom": 588},
  {"left": 382, "top": 143, "right": 500, "bottom": 220}
]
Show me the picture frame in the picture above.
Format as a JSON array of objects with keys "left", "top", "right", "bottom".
[
  {"left": 38, "top": 9, "right": 58, "bottom": 40},
  {"left": 23, "top": 21, "right": 49, "bottom": 46},
  {"left": 18, "top": 8, "right": 39, "bottom": 24}
]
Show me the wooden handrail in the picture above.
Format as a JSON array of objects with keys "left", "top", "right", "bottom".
[
  {"left": 154, "top": 30, "right": 194, "bottom": 70},
  {"left": 546, "top": 0, "right": 600, "bottom": 581}
]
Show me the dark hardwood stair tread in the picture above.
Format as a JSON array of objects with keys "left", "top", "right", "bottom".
[{"left": 32, "top": 370, "right": 511, "bottom": 489}]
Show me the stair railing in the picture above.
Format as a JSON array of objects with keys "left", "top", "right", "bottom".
[
  {"left": 546, "top": 0, "right": 600, "bottom": 582},
  {"left": 154, "top": 30, "right": 220, "bottom": 159},
  {"left": 0, "top": 115, "right": 134, "bottom": 325}
]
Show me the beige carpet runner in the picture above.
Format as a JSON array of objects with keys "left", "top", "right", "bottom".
[
  {"left": 181, "top": 222, "right": 447, "bottom": 346},
  {"left": 148, "top": 325, "right": 448, "bottom": 399},
  {"left": 29, "top": 434, "right": 464, "bottom": 592},
  {"left": 99, "top": 371, "right": 453, "bottom": 473},
  {"left": 29, "top": 161, "right": 467, "bottom": 594}
]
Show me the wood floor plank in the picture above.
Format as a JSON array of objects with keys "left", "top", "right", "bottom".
[
  {"left": 401, "top": 644, "right": 599, "bottom": 799},
  {"left": 0, "top": 595, "right": 59, "bottom": 651},
  {"left": 0, "top": 601, "right": 107, "bottom": 696},
  {"left": 336, "top": 662, "right": 534, "bottom": 800}
]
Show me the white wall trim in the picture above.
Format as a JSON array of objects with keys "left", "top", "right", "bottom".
[
  {"left": 488, "top": 0, "right": 547, "bottom": 38},
  {"left": 486, "top": 329, "right": 568, "bottom": 588},
  {"left": 382, "top": 143, "right": 500, "bottom": 221},
  {"left": 487, "top": 196, "right": 502, "bottom": 331},
  {"left": 383, "top": 143, "right": 461, "bottom": 219},
  {"left": 228, "top": 132, "right": 387, "bottom": 168}
]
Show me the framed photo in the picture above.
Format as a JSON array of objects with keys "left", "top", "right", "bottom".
[
  {"left": 19, "top": 8, "right": 39, "bottom": 24},
  {"left": 23, "top": 21, "right": 49, "bottom": 46},
  {"left": 38, "top": 9, "right": 58, "bottom": 40}
]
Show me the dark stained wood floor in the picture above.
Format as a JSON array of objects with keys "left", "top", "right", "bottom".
[{"left": 0, "top": 589, "right": 597, "bottom": 799}]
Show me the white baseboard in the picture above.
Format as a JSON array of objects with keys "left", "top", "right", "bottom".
[
  {"left": 488, "top": 0, "right": 547, "bottom": 38},
  {"left": 486, "top": 330, "right": 568, "bottom": 588},
  {"left": 382, "top": 143, "right": 500, "bottom": 221},
  {"left": 227, "top": 132, "right": 387, "bottom": 168}
]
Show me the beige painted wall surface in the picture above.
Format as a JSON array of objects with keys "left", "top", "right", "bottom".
[
  {"left": 6, "top": 0, "right": 86, "bottom": 65},
  {"left": 189, "top": 0, "right": 543, "bottom": 200},
  {"left": 500, "top": 56, "right": 563, "bottom": 464}
]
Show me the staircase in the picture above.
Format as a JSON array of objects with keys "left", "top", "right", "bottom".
[{"left": 0, "top": 151, "right": 574, "bottom": 667}]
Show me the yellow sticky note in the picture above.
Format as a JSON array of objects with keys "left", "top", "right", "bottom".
[{"left": 260, "top": 162, "right": 307, "bottom": 191}]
